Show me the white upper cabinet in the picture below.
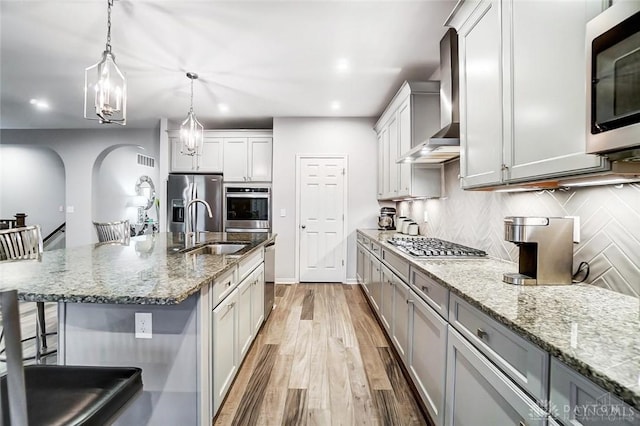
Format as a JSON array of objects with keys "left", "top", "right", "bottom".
[
  {"left": 170, "top": 134, "right": 224, "bottom": 173},
  {"left": 375, "top": 81, "right": 441, "bottom": 200},
  {"left": 248, "top": 137, "right": 273, "bottom": 182},
  {"left": 449, "top": 0, "right": 607, "bottom": 189},
  {"left": 169, "top": 130, "right": 272, "bottom": 181},
  {"left": 223, "top": 135, "right": 273, "bottom": 182},
  {"left": 223, "top": 138, "right": 249, "bottom": 181},
  {"left": 200, "top": 137, "right": 224, "bottom": 172},
  {"left": 456, "top": 0, "right": 504, "bottom": 188}
]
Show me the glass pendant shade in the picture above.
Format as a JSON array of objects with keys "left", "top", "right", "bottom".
[
  {"left": 84, "top": 50, "right": 126, "bottom": 124},
  {"left": 180, "top": 111, "right": 204, "bottom": 156}
]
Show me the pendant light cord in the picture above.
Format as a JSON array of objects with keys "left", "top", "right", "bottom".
[
  {"left": 189, "top": 79, "right": 194, "bottom": 114},
  {"left": 105, "top": 0, "right": 114, "bottom": 53}
]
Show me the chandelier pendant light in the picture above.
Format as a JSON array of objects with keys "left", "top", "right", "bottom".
[
  {"left": 180, "top": 72, "right": 204, "bottom": 157},
  {"left": 84, "top": 0, "right": 126, "bottom": 125}
]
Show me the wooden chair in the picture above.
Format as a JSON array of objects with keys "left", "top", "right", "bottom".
[
  {"left": 0, "top": 289, "right": 143, "bottom": 425},
  {"left": 0, "top": 226, "right": 54, "bottom": 363},
  {"left": 93, "top": 220, "right": 131, "bottom": 244}
]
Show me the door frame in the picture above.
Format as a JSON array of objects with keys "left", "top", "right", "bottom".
[{"left": 295, "top": 154, "right": 349, "bottom": 283}]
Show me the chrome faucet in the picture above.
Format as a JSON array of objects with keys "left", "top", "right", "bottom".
[{"left": 185, "top": 198, "right": 213, "bottom": 242}]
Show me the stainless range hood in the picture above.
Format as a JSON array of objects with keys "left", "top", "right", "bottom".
[{"left": 399, "top": 28, "right": 460, "bottom": 163}]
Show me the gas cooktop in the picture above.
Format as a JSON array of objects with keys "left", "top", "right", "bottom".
[{"left": 388, "top": 236, "right": 487, "bottom": 258}]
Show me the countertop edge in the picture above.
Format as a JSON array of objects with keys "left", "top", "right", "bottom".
[{"left": 18, "top": 235, "right": 277, "bottom": 306}]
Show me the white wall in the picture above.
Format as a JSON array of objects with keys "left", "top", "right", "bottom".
[
  {"left": 0, "top": 145, "right": 65, "bottom": 237},
  {"left": 94, "top": 145, "right": 159, "bottom": 229},
  {"left": 0, "top": 127, "right": 160, "bottom": 246},
  {"left": 272, "top": 117, "right": 379, "bottom": 283}
]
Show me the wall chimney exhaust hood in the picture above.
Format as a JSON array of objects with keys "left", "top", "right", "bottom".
[{"left": 398, "top": 28, "right": 460, "bottom": 164}]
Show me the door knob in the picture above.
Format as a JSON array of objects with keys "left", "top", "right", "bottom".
[{"left": 301, "top": 225, "right": 306, "bottom": 229}]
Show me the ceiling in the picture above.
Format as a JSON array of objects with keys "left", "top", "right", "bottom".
[{"left": 0, "top": 0, "right": 456, "bottom": 129}]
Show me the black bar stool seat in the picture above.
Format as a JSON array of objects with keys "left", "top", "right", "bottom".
[{"left": 1, "top": 365, "right": 142, "bottom": 426}]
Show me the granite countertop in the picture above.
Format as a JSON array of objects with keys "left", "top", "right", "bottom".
[
  {"left": 0, "top": 232, "right": 276, "bottom": 305},
  {"left": 358, "top": 229, "right": 640, "bottom": 411}
]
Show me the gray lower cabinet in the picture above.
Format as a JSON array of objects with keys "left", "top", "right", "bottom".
[
  {"left": 212, "top": 287, "right": 238, "bottom": 414},
  {"left": 392, "top": 276, "right": 410, "bottom": 361},
  {"left": 363, "top": 250, "right": 372, "bottom": 295},
  {"left": 445, "top": 327, "right": 548, "bottom": 426},
  {"left": 370, "top": 255, "right": 382, "bottom": 313},
  {"left": 549, "top": 358, "right": 639, "bottom": 426},
  {"left": 380, "top": 264, "right": 395, "bottom": 332},
  {"left": 449, "top": 294, "right": 549, "bottom": 402},
  {"left": 356, "top": 243, "right": 365, "bottom": 284},
  {"left": 408, "top": 289, "right": 448, "bottom": 426}
]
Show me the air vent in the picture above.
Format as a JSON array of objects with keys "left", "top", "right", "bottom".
[{"left": 137, "top": 154, "right": 155, "bottom": 168}]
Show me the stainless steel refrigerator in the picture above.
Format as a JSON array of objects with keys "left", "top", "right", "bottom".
[{"left": 167, "top": 174, "right": 223, "bottom": 233}]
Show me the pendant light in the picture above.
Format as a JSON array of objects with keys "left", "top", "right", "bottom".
[
  {"left": 84, "top": 0, "right": 126, "bottom": 125},
  {"left": 180, "top": 72, "right": 204, "bottom": 157}
]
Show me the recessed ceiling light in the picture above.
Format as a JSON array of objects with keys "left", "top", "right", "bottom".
[
  {"left": 29, "top": 98, "right": 49, "bottom": 110},
  {"left": 331, "top": 101, "right": 341, "bottom": 110},
  {"left": 218, "top": 103, "right": 229, "bottom": 113},
  {"left": 336, "top": 58, "right": 350, "bottom": 73}
]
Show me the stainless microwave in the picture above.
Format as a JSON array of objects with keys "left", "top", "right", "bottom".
[{"left": 586, "top": 2, "right": 640, "bottom": 159}]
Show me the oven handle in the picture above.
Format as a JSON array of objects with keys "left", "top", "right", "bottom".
[{"left": 226, "top": 194, "right": 270, "bottom": 199}]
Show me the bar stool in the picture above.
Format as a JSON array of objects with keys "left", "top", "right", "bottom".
[
  {"left": 93, "top": 220, "right": 131, "bottom": 244},
  {"left": 0, "top": 289, "right": 143, "bottom": 425},
  {"left": 0, "top": 226, "right": 54, "bottom": 363}
]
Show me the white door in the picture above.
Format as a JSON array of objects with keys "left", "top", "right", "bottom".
[{"left": 298, "top": 156, "right": 346, "bottom": 282}]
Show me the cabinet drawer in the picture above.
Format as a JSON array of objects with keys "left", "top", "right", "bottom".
[
  {"left": 370, "top": 240, "right": 382, "bottom": 258},
  {"left": 549, "top": 358, "right": 638, "bottom": 426},
  {"left": 357, "top": 233, "right": 371, "bottom": 246},
  {"left": 381, "top": 247, "right": 410, "bottom": 283},
  {"left": 449, "top": 294, "right": 549, "bottom": 401},
  {"left": 238, "top": 248, "right": 263, "bottom": 281},
  {"left": 445, "top": 327, "right": 548, "bottom": 426},
  {"left": 410, "top": 267, "right": 449, "bottom": 320},
  {"left": 211, "top": 267, "right": 238, "bottom": 309}
]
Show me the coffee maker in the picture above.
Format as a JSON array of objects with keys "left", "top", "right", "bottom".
[
  {"left": 378, "top": 207, "right": 396, "bottom": 230},
  {"left": 503, "top": 216, "right": 575, "bottom": 285}
]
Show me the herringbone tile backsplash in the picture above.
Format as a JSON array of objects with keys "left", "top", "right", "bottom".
[{"left": 398, "top": 160, "right": 640, "bottom": 298}]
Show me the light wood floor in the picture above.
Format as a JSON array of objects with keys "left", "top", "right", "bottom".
[{"left": 214, "top": 283, "right": 427, "bottom": 426}]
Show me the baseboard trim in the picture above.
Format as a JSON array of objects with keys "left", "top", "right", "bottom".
[
  {"left": 276, "top": 278, "right": 297, "bottom": 284},
  {"left": 345, "top": 279, "right": 358, "bottom": 285}
]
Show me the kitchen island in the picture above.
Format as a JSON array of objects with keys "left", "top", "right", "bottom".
[
  {"left": 0, "top": 231, "right": 275, "bottom": 425},
  {"left": 357, "top": 229, "right": 640, "bottom": 425}
]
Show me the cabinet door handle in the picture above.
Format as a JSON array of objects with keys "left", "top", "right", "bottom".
[
  {"left": 476, "top": 328, "right": 488, "bottom": 339},
  {"left": 406, "top": 299, "right": 414, "bottom": 305},
  {"left": 421, "top": 285, "right": 429, "bottom": 293},
  {"left": 519, "top": 422, "right": 526, "bottom": 426},
  {"left": 226, "top": 281, "right": 232, "bottom": 287}
]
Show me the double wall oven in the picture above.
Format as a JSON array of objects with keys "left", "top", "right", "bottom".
[{"left": 224, "top": 184, "right": 271, "bottom": 233}]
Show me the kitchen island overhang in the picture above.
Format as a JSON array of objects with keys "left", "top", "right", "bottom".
[{"left": 0, "top": 231, "right": 276, "bottom": 426}]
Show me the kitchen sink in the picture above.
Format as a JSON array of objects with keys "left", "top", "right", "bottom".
[{"left": 183, "top": 243, "right": 248, "bottom": 256}]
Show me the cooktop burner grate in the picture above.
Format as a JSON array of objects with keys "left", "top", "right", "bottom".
[{"left": 388, "top": 236, "right": 487, "bottom": 258}]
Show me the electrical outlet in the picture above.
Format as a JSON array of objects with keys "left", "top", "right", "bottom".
[{"left": 135, "top": 312, "right": 152, "bottom": 339}]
